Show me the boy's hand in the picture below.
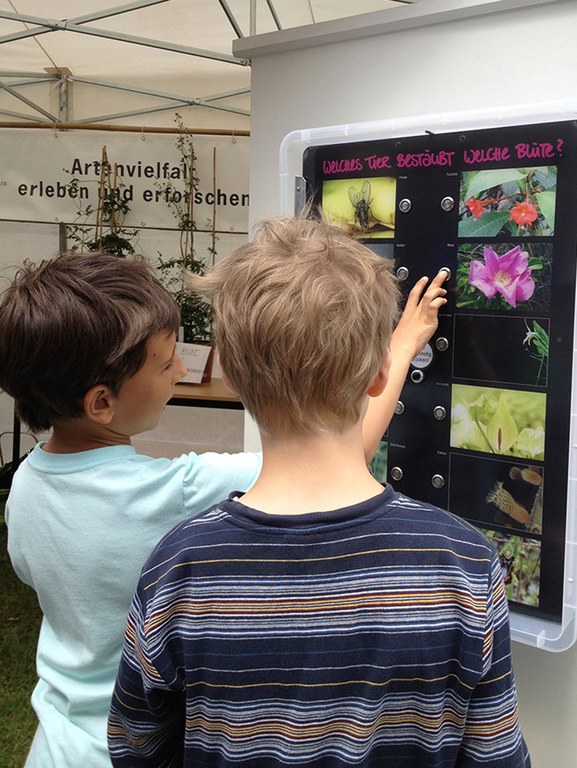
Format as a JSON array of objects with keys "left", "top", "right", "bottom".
[
  {"left": 391, "top": 269, "right": 449, "bottom": 361},
  {"left": 363, "top": 269, "right": 449, "bottom": 463}
]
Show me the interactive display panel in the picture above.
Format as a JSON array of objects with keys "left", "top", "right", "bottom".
[{"left": 284, "top": 112, "right": 577, "bottom": 650}]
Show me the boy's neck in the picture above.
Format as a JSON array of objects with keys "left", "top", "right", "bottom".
[
  {"left": 44, "top": 420, "right": 132, "bottom": 454},
  {"left": 240, "top": 422, "right": 384, "bottom": 515}
]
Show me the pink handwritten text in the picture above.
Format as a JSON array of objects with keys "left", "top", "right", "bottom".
[
  {"left": 463, "top": 146, "right": 511, "bottom": 164},
  {"left": 396, "top": 150, "right": 455, "bottom": 168},
  {"left": 364, "top": 154, "right": 393, "bottom": 170},
  {"left": 515, "top": 141, "right": 556, "bottom": 160},
  {"left": 322, "top": 158, "right": 363, "bottom": 175},
  {"left": 320, "top": 135, "right": 564, "bottom": 177}
]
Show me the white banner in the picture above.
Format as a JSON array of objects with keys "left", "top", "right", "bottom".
[{"left": 0, "top": 128, "right": 249, "bottom": 232}]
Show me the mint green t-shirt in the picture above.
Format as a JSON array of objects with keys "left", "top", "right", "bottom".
[{"left": 6, "top": 443, "right": 261, "bottom": 768}]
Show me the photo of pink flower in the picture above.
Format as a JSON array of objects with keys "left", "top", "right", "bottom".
[
  {"left": 469, "top": 245, "right": 535, "bottom": 308},
  {"left": 456, "top": 242, "right": 551, "bottom": 312}
]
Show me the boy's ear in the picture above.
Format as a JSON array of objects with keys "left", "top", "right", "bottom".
[
  {"left": 83, "top": 385, "right": 115, "bottom": 424},
  {"left": 367, "top": 351, "right": 391, "bottom": 398}
]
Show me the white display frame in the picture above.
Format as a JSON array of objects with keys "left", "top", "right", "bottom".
[{"left": 279, "top": 100, "right": 577, "bottom": 652}]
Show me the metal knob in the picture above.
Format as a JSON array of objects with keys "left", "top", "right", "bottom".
[
  {"left": 396, "top": 266, "right": 410, "bottom": 281},
  {"left": 410, "top": 369, "right": 424, "bottom": 384},
  {"left": 440, "top": 196, "right": 455, "bottom": 212},
  {"left": 398, "top": 198, "right": 412, "bottom": 213},
  {"left": 391, "top": 466, "right": 404, "bottom": 481},
  {"left": 433, "top": 406, "right": 447, "bottom": 420},
  {"left": 431, "top": 474, "right": 445, "bottom": 489}
]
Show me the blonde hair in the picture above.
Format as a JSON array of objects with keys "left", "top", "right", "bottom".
[{"left": 188, "top": 216, "right": 400, "bottom": 436}]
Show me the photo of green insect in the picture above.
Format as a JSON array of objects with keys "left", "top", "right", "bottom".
[{"left": 348, "top": 180, "right": 372, "bottom": 231}]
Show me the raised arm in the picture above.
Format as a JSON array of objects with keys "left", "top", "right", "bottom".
[{"left": 362, "top": 269, "right": 449, "bottom": 463}]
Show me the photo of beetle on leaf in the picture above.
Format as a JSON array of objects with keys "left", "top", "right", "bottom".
[
  {"left": 456, "top": 242, "right": 552, "bottom": 313},
  {"left": 480, "top": 529, "right": 542, "bottom": 609},
  {"left": 458, "top": 166, "right": 557, "bottom": 238},
  {"left": 450, "top": 384, "right": 546, "bottom": 460}
]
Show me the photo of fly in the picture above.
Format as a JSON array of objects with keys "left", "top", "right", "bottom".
[{"left": 348, "top": 180, "right": 372, "bottom": 231}]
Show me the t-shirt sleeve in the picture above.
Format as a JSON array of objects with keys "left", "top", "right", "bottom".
[
  {"left": 458, "top": 551, "right": 531, "bottom": 767},
  {"left": 181, "top": 450, "right": 261, "bottom": 517},
  {"left": 108, "top": 582, "right": 183, "bottom": 766}
]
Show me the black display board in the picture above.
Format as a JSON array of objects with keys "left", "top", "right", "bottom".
[{"left": 302, "top": 121, "right": 577, "bottom": 625}]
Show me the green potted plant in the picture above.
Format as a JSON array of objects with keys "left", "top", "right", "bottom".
[
  {"left": 156, "top": 115, "right": 216, "bottom": 380},
  {"left": 65, "top": 146, "right": 139, "bottom": 258}
]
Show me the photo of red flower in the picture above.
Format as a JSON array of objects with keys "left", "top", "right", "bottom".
[
  {"left": 465, "top": 196, "right": 485, "bottom": 219},
  {"left": 459, "top": 166, "right": 556, "bottom": 237},
  {"left": 510, "top": 201, "right": 539, "bottom": 227}
]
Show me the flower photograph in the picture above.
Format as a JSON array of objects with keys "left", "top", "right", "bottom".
[
  {"left": 458, "top": 166, "right": 557, "bottom": 237},
  {"left": 453, "top": 315, "right": 549, "bottom": 387},
  {"left": 450, "top": 383, "right": 546, "bottom": 460},
  {"left": 449, "top": 453, "right": 543, "bottom": 534},
  {"left": 456, "top": 241, "right": 552, "bottom": 312}
]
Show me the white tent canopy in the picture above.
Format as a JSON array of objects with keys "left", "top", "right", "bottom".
[
  {"left": 0, "top": 0, "right": 417, "bottom": 131},
  {"left": 0, "top": 0, "right": 421, "bottom": 455}
]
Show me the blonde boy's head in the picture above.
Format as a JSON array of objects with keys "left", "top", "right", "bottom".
[{"left": 189, "top": 216, "right": 400, "bottom": 436}]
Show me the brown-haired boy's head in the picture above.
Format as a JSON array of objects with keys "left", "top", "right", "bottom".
[
  {"left": 189, "top": 216, "right": 400, "bottom": 437},
  {"left": 0, "top": 251, "right": 180, "bottom": 432}
]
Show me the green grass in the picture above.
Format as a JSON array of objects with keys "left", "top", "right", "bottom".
[{"left": 0, "top": 491, "right": 42, "bottom": 767}]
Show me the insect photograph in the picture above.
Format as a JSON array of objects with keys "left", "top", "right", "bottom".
[
  {"left": 319, "top": 176, "right": 396, "bottom": 238},
  {"left": 481, "top": 528, "right": 541, "bottom": 608},
  {"left": 348, "top": 180, "right": 372, "bottom": 231}
]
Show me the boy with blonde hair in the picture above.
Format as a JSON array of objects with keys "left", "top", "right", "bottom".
[{"left": 109, "top": 217, "right": 529, "bottom": 767}]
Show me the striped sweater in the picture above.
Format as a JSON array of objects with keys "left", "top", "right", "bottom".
[{"left": 108, "top": 486, "right": 530, "bottom": 767}]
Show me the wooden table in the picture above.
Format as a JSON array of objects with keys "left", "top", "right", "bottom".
[
  {"left": 7, "top": 380, "right": 243, "bottom": 479},
  {"left": 170, "top": 379, "right": 243, "bottom": 410}
]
